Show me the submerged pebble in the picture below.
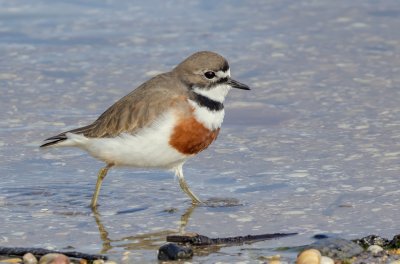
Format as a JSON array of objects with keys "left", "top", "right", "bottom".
[
  {"left": 157, "top": 243, "right": 193, "bottom": 261},
  {"left": 202, "top": 197, "right": 242, "bottom": 207}
]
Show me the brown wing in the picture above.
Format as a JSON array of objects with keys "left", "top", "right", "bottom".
[{"left": 41, "top": 72, "right": 188, "bottom": 147}]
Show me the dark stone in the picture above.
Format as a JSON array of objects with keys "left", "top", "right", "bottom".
[
  {"left": 163, "top": 207, "right": 178, "bottom": 214},
  {"left": 388, "top": 234, "right": 400, "bottom": 249},
  {"left": 353, "top": 235, "right": 390, "bottom": 248},
  {"left": 157, "top": 243, "right": 193, "bottom": 261},
  {"left": 313, "top": 234, "right": 329, "bottom": 240}
]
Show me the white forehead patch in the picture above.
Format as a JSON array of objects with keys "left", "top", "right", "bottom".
[{"left": 216, "top": 69, "right": 231, "bottom": 78}]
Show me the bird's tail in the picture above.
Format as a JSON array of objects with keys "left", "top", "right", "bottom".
[
  {"left": 40, "top": 124, "right": 93, "bottom": 148},
  {"left": 40, "top": 135, "right": 67, "bottom": 147}
]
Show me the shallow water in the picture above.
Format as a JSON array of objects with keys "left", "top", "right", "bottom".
[{"left": 1, "top": 0, "right": 400, "bottom": 262}]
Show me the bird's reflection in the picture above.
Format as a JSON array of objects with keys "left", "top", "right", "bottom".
[{"left": 91, "top": 204, "right": 197, "bottom": 254}]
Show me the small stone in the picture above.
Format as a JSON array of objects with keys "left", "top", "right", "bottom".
[
  {"left": 268, "top": 260, "right": 282, "bottom": 264},
  {"left": 389, "top": 249, "right": 400, "bottom": 255},
  {"left": 78, "top": 259, "right": 87, "bottom": 264},
  {"left": 258, "top": 254, "right": 281, "bottom": 263},
  {"left": 368, "top": 245, "right": 383, "bottom": 254},
  {"left": 38, "top": 254, "right": 70, "bottom": 264},
  {"left": 296, "top": 249, "right": 321, "bottom": 264},
  {"left": 354, "top": 234, "right": 389, "bottom": 248},
  {"left": 92, "top": 260, "right": 104, "bottom": 264},
  {"left": 320, "top": 256, "right": 334, "bottom": 264},
  {"left": 0, "top": 258, "right": 22, "bottom": 263},
  {"left": 163, "top": 207, "right": 178, "bottom": 213},
  {"left": 158, "top": 243, "right": 193, "bottom": 261},
  {"left": 389, "top": 235, "right": 400, "bottom": 248},
  {"left": 23, "top": 253, "right": 38, "bottom": 264},
  {"left": 313, "top": 234, "right": 329, "bottom": 240}
]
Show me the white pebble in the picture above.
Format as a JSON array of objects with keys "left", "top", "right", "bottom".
[
  {"left": 321, "top": 256, "right": 334, "bottom": 264},
  {"left": 367, "top": 245, "right": 383, "bottom": 254}
]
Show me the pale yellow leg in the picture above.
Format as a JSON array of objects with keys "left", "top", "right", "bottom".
[
  {"left": 90, "top": 164, "right": 113, "bottom": 209},
  {"left": 175, "top": 165, "right": 202, "bottom": 204}
]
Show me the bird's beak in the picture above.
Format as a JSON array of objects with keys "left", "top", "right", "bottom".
[{"left": 227, "top": 78, "right": 250, "bottom": 90}]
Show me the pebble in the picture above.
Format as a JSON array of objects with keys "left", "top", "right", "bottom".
[
  {"left": 296, "top": 249, "right": 321, "bottom": 264},
  {"left": 268, "top": 260, "right": 282, "bottom": 264},
  {"left": 390, "top": 235, "right": 400, "bottom": 248},
  {"left": 92, "top": 260, "right": 104, "bottom": 264},
  {"left": 258, "top": 254, "right": 281, "bottom": 263},
  {"left": 0, "top": 258, "right": 22, "bottom": 263},
  {"left": 158, "top": 243, "right": 193, "bottom": 261},
  {"left": 389, "top": 249, "right": 400, "bottom": 255},
  {"left": 38, "top": 254, "right": 70, "bottom": 264},
  {"left": 354, "top": 234, "right": 389, "bottom": 248},
  {"left": 320, "top": 256, "right": 334, "bottom": 264},
  {"left": 23, "top": 253, "right": 38, "bottom": 264},
  {"left": 367, "top": 245, "right": 384, "bottom": 254}
]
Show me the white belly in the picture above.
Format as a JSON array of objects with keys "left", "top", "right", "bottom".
[{"left": 63, "top": 111, "right": 188, "bottom": 169}]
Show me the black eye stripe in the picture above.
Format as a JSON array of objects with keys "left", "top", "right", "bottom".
[{"left": 216, "top": 77, "right": 228, "bottom": 84}]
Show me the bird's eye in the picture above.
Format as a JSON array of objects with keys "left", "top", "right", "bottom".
[{"left": 204, "top": 71, "right": 216, "bottom": 79}]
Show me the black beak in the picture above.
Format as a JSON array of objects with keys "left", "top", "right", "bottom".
[{"left": 227, "top": 78, "right": 250, "bottom": 90}]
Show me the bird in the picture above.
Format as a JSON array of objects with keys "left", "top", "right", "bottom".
[{"left": 40, "top": 51, "right": 250, "bottom": 209}]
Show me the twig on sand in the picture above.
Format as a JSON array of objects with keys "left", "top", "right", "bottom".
[{"left": 167, "top": 232, "right": 297, "bottom": 246}]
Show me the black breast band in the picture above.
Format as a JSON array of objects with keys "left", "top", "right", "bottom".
[{"left": 191, "top": 92, "right": 224, "bottom": 111}]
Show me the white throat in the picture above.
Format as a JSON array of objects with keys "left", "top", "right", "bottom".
[{"left": 192, "top": 84, "right": 231, "bottom": 103}]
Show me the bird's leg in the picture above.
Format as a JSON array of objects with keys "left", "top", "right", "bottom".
[
  {"left": 175, "top": 165, "right": 202, "bottom": 204},
  {"left": 90, "top": 164, "right": 113, "bottom": 209}
]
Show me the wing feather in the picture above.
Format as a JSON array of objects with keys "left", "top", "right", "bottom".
[{"left": 41, "top": 72, "right": 188, "bottom": 147}]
